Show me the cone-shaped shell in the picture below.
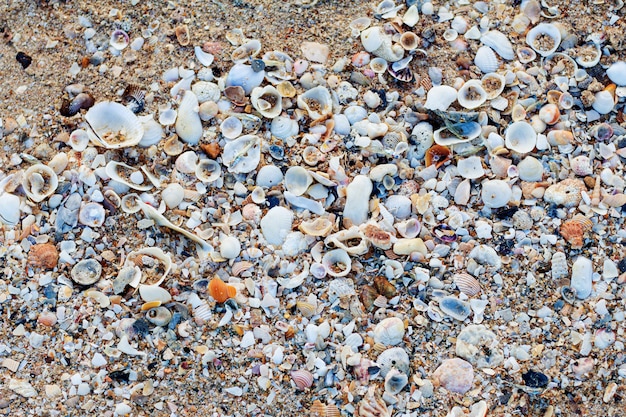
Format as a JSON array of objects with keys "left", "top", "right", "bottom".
[
  {"left": 22, "top": 164, "right": 58, "bottom": 202},
  {"left": 85, "top": 101, "right": 144, "bottom": 148},
  {"left": 251, "top": 85, "right": 282, "bottom": 119},
  {"left": 291, "top": 369, "right": 314, "bottom": 390},
  {"left": 208, "top": 277, "right": 237, "bottom": 303}
]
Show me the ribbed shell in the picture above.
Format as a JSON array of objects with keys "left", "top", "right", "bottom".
[
  {"left": 373, "top": 295, "right": 389, "bottom": 308},
  {"left": 480, "top": 30, "right": 514, "bottom": 60},
  {"left": 291, "top": 369, "right": 314, "bottom": 390},
  {"left": 325, "top": 404, "right": 340, "bottom": 417},
  {"left": 454, "top": 273, "right": 482, "bottom": 296},
  {"left": 309, "top": 400, "right": 327, "bottom": 417},
  {"left": 231, "top": 261, "right": 254, "bottom": 277},
  {"left": 560, "top": 215, "right": 592, "bottom": 249},
  {"left": 551, "top": 251, "right": 568, "bottom": 279},
  {"left": 296, "top": 301, "right": 317, "bottom": 318}
]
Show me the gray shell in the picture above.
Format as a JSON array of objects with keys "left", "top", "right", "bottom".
[{"left": 376, "top": 347, "right": 410, "bottom": 377}]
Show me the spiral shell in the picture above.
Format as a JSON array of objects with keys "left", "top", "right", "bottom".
[
  {"left": 208, "top": 277, "right": 237, "bottom": 303},
  {"left": 454, "top": 273, "right": 481, "bottom": 296},
  {"left": 291, "top": 369, "right": 314, "bottom": 390}
]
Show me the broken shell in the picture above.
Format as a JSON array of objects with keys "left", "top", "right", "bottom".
[
  {"left": 222, "top": 135, "right": 261, "bottom": 174},
  {"left": 106, "top": 161, "right": 153, "bottom": 191},
  {"left": 22, "top": 164, "right": 58, "bottom": 202},
  {"left": 71, "top": 259, "right": 102, "bottom": 286},
  {"left": 505, "top": 121, "right": 537, "bottom": 153},
  {"left": 457, "top": 156, "right": 485, "bottom": 179},
  {"left": 226, "top": 64, "right": 265, "bottom": 95},
  {"left": 543, "top": 178, "right": 586, "bottom": 207},
  {"left": 526, "top": 23, "right": 561, "bottom": 56},
  {"left": 78, "top": 202, "right": 106, "bottom": 228},
  {"left": 325, "top": 226, "right": 369, "bottom": 255},
  {"left": 425, "top": 144, "right": 452, "bottom": 168},
  {"left": 384, "top": 369, "right": 408, "bottom": 394},
  {"left": 174, "top": 25, "right": 190, "bottom": 46},
  {"left": 195, "top": 159, "right": 222, "bottom": 183},
  {"left": 208, "top": 277, "right": 237, "bottom": 303},
  {"left": 360, "top": 223, "right": 395, "bottom": 249},
  {"left": 575, "top": 43, "right": 602, "bottom": 68},
  {"left": 231, "top": 39, "right": 262, "bottom": 63},
  {"left": 457, "top": 80, "right": 487, "bottom": 110},
  {"left": 373, "top": 317, "right": 405, "bottom": 346},
  {"left": 138, "top": 284, "right": 172, "bottom": 304},
  {"left": 0, "top": 193, "right": 20, "bottom": 226},
  {"left": 480, "top": 30, "right": 515, "bottom": 60},
  {"left": 322, "top": 249, "right": 352, "bottom": 277},
  {"left": 291, "top": 369, "right": 314, "bottom": 391},
  {"left": 113, "top": 266, "right": 141, "bottom": 294},
  {"left": 297, "top": 86, "right": 333, "bottom": 120},
  {"left": 299, "top": 217, "right": 333, "bottom": 237},
  {"left": 481, "top": 180, "right": 512, "bottom": 208},
  {"left": 474, "top": 46, "right": 499, "bottom": 73},
  {"left": 251, "top": 85, "right": 282, "bottom": 119},
  {"left": 516, "top": 46, "right": 537, "bottom": 63},
  {"left": 120, "top": 193, "right": 142, "bottom": 214},
  {"left": 358, "top": 394, "right": 390, "bottom": 417},
  {"left": 110, "top": 29, "right": 129, "bottom": 50},
  {"left": 395, "top": 218, "right": 421, "bottom": 238},
  {"left": 276, "top": 81, "right": 296, "bottom": 98},
  {"left": 424, "top": 85, "right": 458, "bottom": 111},
  {"left": 454, "top": 273, "right": 481, "bottom": 296},
  {"left": 127, "top": 247, "right": 172, "bottom": 286},
  {"left": 399, "top": 32, "right": 420, "bottom": 51},
  {"left": 85, "top": 101, "right": 144, "bottom": 149},
  {"left": 284, "top": 166, "right": 313, "bottom": 196},
  {"left": 481, "top": 72, "right": 505, "bottom": 99},
  {"left": 176, "top": 91, "right": 203, "bottom": 145},
  {"left": 602, "top": 193, "right": 626, "bottom": 207},
  {"left": 38, "top": 311, "right": 58, "bottom": 327}
]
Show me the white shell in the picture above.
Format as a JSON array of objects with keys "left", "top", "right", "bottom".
[
  {"left": 592, "top": 91, "right": 614, "bottom": 115},
  {"left": 607, "top": 61, "right": 626, "bottom": 86},
  {"left": 457, "top": 80, "right": 487, "bottom": 109},
  {"left": 433, "top": 122, "right": 481, "bottom": 146},
  {"left": 196, "top": 159, "right": 222, "bottom": 183},
  {"left": 222, "top": 135, "right": 261, "bottom": 174},
  {"left": 126, "top": 247, "right": 173, "bottom": 287},
  {"left": 457, "top": 156, "right": 485, "bottom": 179},
  {"left": 226, "top": 64, "right": 265, "bottom": 95},
  {"left": 373, "top": 317, "right": 405, "bottom": 346},
  {"left": 526, "top": 23, "right": 561, "bottom": 57},
  {"left": 517, "top": 156, "right": 544, "bottom": 181},
  {"left": 138, "top": 115, "right": 164, "bottom": 147},
  {"left": 270, "top": 116, "right": 299, "bottom": 139},
  {"left": 22, "top": 164, "right": 58, "bottom": 203},
  {"left": 505, "top": 121, "right": 537, "bottom": 153},
  {"left": 322, "top": 249, "right": 352, "bottom": 277},
  {"left": 474, "top": 46, "right": 499, "bottom": 73},
  {"left": 361, "top": 26, "right": 384, "bottom": 52},
  {"left": 402, "top": 5, "right": 420, "bottom": 27},
  {"left": 424, "top": 85, "right": 458, "bottom": 111},
  {"left": 260, "top": 206, "right": 294, "bottom": 246},
  {"left": 284, "top": 166, "right": 313, "bottom": 196},
  {"left": 480, "top": 30, "right": 514, "bottom": 60},
  {"left": 106, "top": 161, "right": 153, "bottom": 191},
  {"left": 220, "top": 116, "right": 243, "bottom": 139},
  {"left": 481, "top": 73, "right": 506, "bottom": 99},
  {"left": 369, "top": 57, "right": 388, "bottom": 74},
  {"left": 68, "top": 129, "right": 90, "bottom": 151},
  {"left": 481, "top": 180, "right": 512, "bottom": 208},
  {"left": 194, "top": 46, "right": 214, "bottom": 66},
  {"left": 85, "top": 102, "right": 144, "bottom": 149},
  {"left": 79, "top": 202, "right": 106, "bottom": 227},
  {"left": 516, "top": 46, "right": 537, "bottom": 63},
  {"left": 575, "top": 43, "right": 602, "bottom": 68},
  {"left": 0, "top": 193, "right": 20, "bottom": 226},
  {"left": 138, "top": 284, "right": 172, "bottom": 303},
  {"left": 251, "top": 85, "right": 282, "bottom": 119},
  {"left": 176, "top": 90, "right": 203, "bottom": 145},
  {"left": 297, "top": 86, "right": 332, "bottom": 120},
  {"left": 384, "top": 369, "right": 408, "bottom": 395},
  {"left": 231, "top": 39, "right": 261, "bottom": 63}
]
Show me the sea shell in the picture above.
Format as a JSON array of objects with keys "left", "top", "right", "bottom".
[
  {"left": 457, "top": 156, "right": 485, "bottom": 179},
  {"left": 297, "top": 86, "right": 333, "bottom": 120},
  {"left": 195, "top": 159, "right": 222, "bottom": 183},
  {"left": 457, "top": 80, "right": 487, "bottom": 109},
  {"left": 539, "top": 103, "right": 560, "bottom": 125},
  {"left": 37, "top": 311, "right": 57, "bottom": 327},
  {"left": 517, "top": 156, "right": 544, "bottom": 182},
  {"left": 602, "top": 193, "right": 626, "bottom": 207},
  {"left": 231, "top": 39, "right": 261, "bottom": 63},
  {"left": 145, "top": 306, "right": 172, "bottom": 326},
  {"left": 68, "top": 129, "right": 90, "bottom": 151},
  {"left": 291, "top": 369, "right": 314, "bottom": 390},
  {"left": 505, "top": 121, "right": 537, "bottom": 153},
  {"left": 325, "top": 226, "right": 369, "bottom": 255},
  {"left": 432, "top": 358, "right": 474, "bottom": 394},
  {"left": 376, "top": 347, "right": 410, "bottom": 377},
  {"left": 284, "top": 166, "right": 313, "bottom": 196},
  {"left": 138, "top": 115, "right": 164, "bottom": 147},
  {"left": 310, "top": 400, "right": 327, "bottom": 417},
  {"left": 424, "top": 85, "right": 458, "bottom": 111},
  {"left": 456, "top": 325, "right": 503, "bottom": 368},
  {"left": 220, "top": 116, "right": 243, "bottom": 139},
  {"left": 251, "top": 85, "right": 282, "bottom": 119},
  {"left": 373, "top": 317, "right": 405, "bottom": 346},
  {"left": 175, "top": 90, "right": 203, "bottom": 145},
  {"left": 480, "top": 30, "right": 514, "bottom": 60},
  {"left": 22, "top": 164, "right": 58, "bottom": 202},
  {"left": 481, "top": 73, "right": 505, "bottom": 99},
  {"left": 296, "top": 301, "right": 317, "bottom": 318},
  {"left": 526, "top": 23, "right": 561, "bottom": 57},
  {"left": 592, "top": 90, "right": 615, "bottom": 115},
  {"left": 546, "top": 129, "right": 573, "bottom": 146},
  {"left": 384, "top": 369, "right": 408, "bottom": 394},
  {"left": 322, "top": 249, "right": 352, "bottom": 277},
  {"left": 127, "top": 247, "right": 173, "bottom": 286},
  {"left": 174, "top": 25, "right": 190, "bottom": 46},
  {"left": 403, "top": 4, "right": 420, "bottom": 27},
  {"left": 106, "top": 161, "right": 153, "bottom": 191},
  {"left": 208, "top": 277, "right": 237, "bottom": 303},
  {"left": 276, "top": 81, "right": 296, "bottom": 98},
  {"left": 222, "top": 135, "right": 261, "bottom": 174},
  {"left": 560, "top": 215, "right": 592, "bottom": 249},
  {"left": 226, "top": 64, "right": 265, "bottom": 95},
  {"left": 120, "top": 193, "right": 142, "bottom": 214},
  {"left": 551, "top": 251, "right": 568, "bottom": 279},
  {"left": 28, "top": 243, "right": 58, "bottom": 270},
  {"left": 78, "top": 202, "right": 106, "bottom": 228},
  {"left": 394, "top": 218, "right": 421, "bottom": 238},
  {"left": 425, "top": 144, "right": 452, "bottom": 168},
  {"left": 0, "top": 193, "right": 20, "bottom": 226},
  {"left": 299, "top": 217, "right": 333, "bottom": 237},
  {"left": 569, "top": 155, "right": 592, "bottom": 176},
  {"left": 271, "top": 116, "right": 299, "bottom": 139},
  {"left": 516, "top": 46, "right": 537, "bottom": 63},
  {"left": 369, "top": 57, "right": 388, "bottom": 73},
  {"left": 543, "top": 179, "right": 585, "bottom": 207},
  {"left": 71, "top": 259, "right": 102, "bottom": 286},
  {"left": 575, "top": 42, "right": 602, "bottom": 68},
  {"left": 399, "top": 32, "right": 420, "bottom": 51},
  {"left": 454, "top": 273, "right": 481, "bottom": 296},
  {"left": 84, "top": 101, "right": 144, "bottom": 149},
  {"left": 358, "top": 393, "right": 391, "bottom": 417},
  {"left": 607, "top": 61, "right": 626, "bottom": 86},
  {"left": 110, "top": 29, "right": 129, "bottom": 50},
  {"left": 474, "top": 46, "right": 499, "bottom": 73},
  {"left": 481, "top": 180, "right": 512, "bottom": 208},
  {"left": 360, "top": 223, "right": 395, "bottom": 249},
  {"left": 374, "top": 275, "right": 397, "bottom": 298}
]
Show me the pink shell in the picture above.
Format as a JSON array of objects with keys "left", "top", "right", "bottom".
[{"left": 291, "top": 369, "right": 314, "bottom": 390}]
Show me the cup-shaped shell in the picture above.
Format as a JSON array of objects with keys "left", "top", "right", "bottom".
[
  {"left": 474, "top": 46, "right": 499, "bottom": 74},
  {"left": 575, "top": 43, "right": 602, "bottom": 68},
  {"left": 299, "top": 217, "right": 333, "bottom": 237},
  {"left": 106, "top": 161, "right": 153, "bottom": 191},
  {"left": 425, "top": 144, "right": 452, "bottom": 168},
  {"left": 222, "top": 135, "right": 261, "bottom": 174},
  {"left": 208, "top": 277, "right": 237, "bottom": 303},
  {"left": 71, "top": 259, "right": 102, "bottom": 286},
  {"left": 369, "top": 57, "right": 388, "bottom": 74},
  {"left": 399, "top": 32, "right": 420, "bottom": 51},
  {"left": 110, "top": 29, "right": 129, "bottom": 50},
  {"left": 454, "top": 273, "right": 481, "bottom": 296},
  {"left": 79, "top": 202, "right": 106, "bottom": 228},
  {"left": 539, "top": 103, "right": 560, "bottom": 125},
  {"left": 526, "top": 23, "right": 561, "bottom": 57},
  {"left": 374, "top": 317, "right": 405, "bottom": 346},
  {"left": 145, "top": 306, "right": 172, "bottom": 326},
  {"left": 22, "top": 164, "right": 58, "bottom": 202},
  {"left": 251, "top": 85, "right": 282, "bottom": 119},
  {"left": 542, "top": 52, "right": 578, "bottom": 77},
  {"left": 458, "top": 80, "right": 487, "bottom": 110},
  {"left": 126, "top": 247, "right": 172, "bottom": 287},
  {"left": 394, "top": 218, "right": 421, "bottom": 238},
  {"left": 481, "top": 180, "right": 512, "bottom": 208},
  {"left": 284, "top": 166, "right": 313, "bottom": 196},
  {"left": 69, "top": 129, "right": 91, "bottom": 151},
  {"left": 505, "top": 121, "right": 537, "bottom": 153},
  {"left": 516, "top": 46, "right": 537, "bottom": 64},
  {"left": 120, "top": 193, "right": 142, "bottom": 214},
  {"left": 457, "top": 156, "right": 485, "bottom": 179},
  {"left": 270, "top": 116, "right": 299, "bottom": 140},
  {"left": 297, "top": 86, "right": 332, "bottom": 121},
  {"left": 291, "top": 369, "right": 314, "bottom": 391},
  {"left": 231, "top": 39, "right": 262, "bottom": 63},
  {"left": 85, "top": 102, "right": 144, "bottom": 149},
  {"left": 424, "top": 85, "right": 458, "bottom": 111},
  {"left": 322, "top": 249, "right": 352, "bottom": 277},
  {"left": 276, "top": 81, "right": 296, "bottom": 98},
  {"left": 481, "top": 73, "right": 505, "bottom": 99},
  {"left": 384, "top": 369, "right": 408, "bottom": 394},
  {"left": 196, "top": 159, "right": 222, "bottom": 183}
]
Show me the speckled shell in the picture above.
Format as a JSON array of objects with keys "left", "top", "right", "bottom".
[
  {"left": 360, "top": 223, "right": 394, "bottom": 249},
  {"left": 551, "top": 251, "right": 569, "bottom": 279},
  {"left": 543, "top": 179, "right": 586, "bottom": 207},
  {"left": 454, "top": 273, "right": 481, "bottom": 296},
  {"left": 291, "top": 369, "right": 314, "bottom": 390},
  {"left": 208, "top": 277, "right": 237, "bottom": 303}
]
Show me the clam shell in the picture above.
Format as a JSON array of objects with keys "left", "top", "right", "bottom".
[
  {"left": 394, "top": 218, "right": 421, "bottom": 238},
  {"left": 607, "top": 61, "right": 626, "bottom": 86},
  {"left": 226, "top": 64, "right": 265, "bottom": 95},
  {"left": 222, "top": 135, "right": 261, "bottom": 174},
  {"left": 457, "top": 156, "right": 485, "bottom": 179},
  {"left": 195, "top": 159, "right": 222, "bottom": 183},
  {"left": 120, "top": 193, "right": 142, "bottom": 214},
  {"left": 526, "top": 23, "right": 561, "bottom": 57},
  {"left": 309, "top": 400, "right": 327, "bottom": 417},
  {"left": 297, "top": 86, "right": 333, "bottom": 121},
  {"left": 270, "top": 116, "right": 299, "bottom": 140},
  {"left": 322, "top": 249, "right": 352, "bottom": 277},
  {"left": 474, "top": 46, "right": 499, "bottom": 73},
  {"left": 384, "top": 369, "right": 408, "bottom": 394},
  {"left": 481, "top": 180, "right": 512, "bottom": 208},
  {"left": 505, "top": 121, "right": 537, "bottom": 153},
  {"left": 291, "top": 369, "right": 314, "bottom": 390},
  {"left": 296, "top": 301, "right": 317, "bottom": 318},
  {"left": 106, "top": 161, "right": 153, "bottom": 191},
  {"left": 454, "top": 273, "right": 481, "bottom": 296},
  {"left": 373, "top": 317, "right": 405, "bottom": 346},
  {"left": 399, "top": 32, "right": 419, "bottom": 51},
  {"left": 68, "top": 129, "right": 90, "bottom": 151},
  {"left": 481, "top": 73, "right": 505, "bottom": 99},
  {"left": 602, "top": 193, "right": 626, "bottom": 207},
  {"left": 284, "top": 166, "right": 313, "bottom": 196},
  {"left": 231, "top": 261, "right": 253, "bottom": 277},
  {"left": 457, "top": 80, "right": 487, "bottom": 109},
  {"left": 376, "top": 347, "right": 410, "bottom": 377},
  {"left": 361, "top": 26, "right": 383, "bottom": 52},
  {"left": 22, "top": 164, "right": 58, "bottom": 203},
  {"left": 78, "top": 202, "right": 106, "bottom": 228},
  {"left": 110, "top": 29, "right": 129, "bottom": 50},
  {"left": 424, "top": 85, "right": 457, "bottom": 111},
  {"left": 575, "top": 43, "right": 602, "bottom": 68},
  {"left": 126, "top": 247, "right": 172, "bottom": 287},
  {"left": 145, "top": 306, "right": 172, "bottom": 326},
  {"left": 85, "top": 101, "right": 144, "bottom": 148},
  {"left": 299, "top": 217, "right": 333, "bottom": 237},
  {"left": 369, "top": 57, "right": 388, "bottom": 74},
  {"left": 71, "top": 259, "right": 102, "bottom": 286},
  {"left": 220, "top": 116, "right": 243, "bottom": 139},
  {"left": 251, "top": 85, "right": 282, "bottom": 119},
  {"left": 516, "top": 46, "right": 537, "bottom": 63},
  {"left": 480, "top": 30, "right": 514, "bottom": 60},
  {"left": 138, "top": 284, "right": 172, "bottom": 303}
]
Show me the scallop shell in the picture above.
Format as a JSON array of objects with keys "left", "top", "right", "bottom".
[
  {"left": 222, "top": 135, "right": 261, "bottom": 174},
  {"left": 299, "top": 217, "right": 333, "bottom": 237},
  {"left": 322, "top": 249, "right": 352, "bottom": 277},
  {"left": 291, "top": 369, "right": 314, "bottom": 390},
  {"left": 251, "top": 85, "right": 282, "bottom": 119},
  {"left": 71, "top": 259, "right": 102, "bottom": 286},
  {"left": 457, "top": 80, "right": 487, "bottom": 109},
  {"left": 145, "top": 306, "right": 172, "bottom": 326},
  {"left": 560, "top": 215, "right": 592, "bottom": 249},
  {"left": 127, "top": 247, "right": 173, "bottom": 287},
  {"left": 195, "top": 159, "right": 222, "bottom": 183},
  {"left": 22, "top": 164, "right": 58, "bottom": 202},
  {"left": 575, "top": 43, "right": 602, "bottom": 68},
  {"left": 232, "top": 261, "right": 253, "bottom": 277},
  {"left": 543, "top": 178, "right": 586, "bottom": 207},
  {"left": 28, "top": 243, "right": 58, "bottom": 270},
  {"left": 480, "top": 30, "right": 515, "bottom": 60},
  {"left": 474, "top": 46, "right": 499, "bottom": 73},
  {"left": 526, "top": 23, "right": 561, "bottom": 57},
  {"left": 373, "top": 317, "right": 405, "bottom": 346},
  {"left": 296, "top": 301, "right": 317, "bottom": 318},
  {"left": 325, "top": 404, "right": 340, "bottom": 417},
  {"left": 454, "top": 273, "right": 481, "bottom": 296},
  {"left": 602, "top": 193, "right": 626, "bottom": 207},
  {"left": 297, "top": 86, "right": 333, "bottom": 120},
  {"left": 85, "top": 101, "right": 144, "bottom": 148},
  {"left": 284, "top": 166, "right": 313, "bottom": 196},
  {"left": 208, "top": 277, "right": 237, "bottom": 303},
  {"left": 271, "top": 116, "right": 300, "bottom": 140},
  {"left": 481, "top": 73, "right": 506, "bottom": 99},
  {"left": 106, "top": 161, "right": 153, "bottom": 191},
  {"left": 309, "top": 400, "right": 327, "bottom": 417},
  {"left": 505, "top": 121, "right": 537, "bottom": 154}
]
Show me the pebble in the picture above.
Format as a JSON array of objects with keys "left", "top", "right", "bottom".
[{"left": 343, "top": 175, "right": 372, "bottom": 225}]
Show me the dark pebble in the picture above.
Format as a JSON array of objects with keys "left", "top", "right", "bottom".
[
  {"left": 618, "top": 257, "right": 626, "bottom": 273},
  {"left": 522, "top": 370, "right": 549, "bottom": 388},
  {"left": 16, "top": 51, "right": 32, "bottom": 69}
]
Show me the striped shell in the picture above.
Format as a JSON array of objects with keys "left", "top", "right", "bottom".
[
  {"left": 602, "top": 193, "right": 626, "bottom": 207},
  {"left": 358, "top": 394, "right": 391, "bottom": 417},
  {"left": 373, "top": 295, "right": 389, "bottom": 308},
  {"left": 291, "top": 369, "right": 314, "bottom": 390},
  {"left": 560, "top": 215, "right": 592, "bottom": 249},
  {"left": 454, "top": 273, "right": 482, "bottom": 296},
  {"left": 232, "top": 261, "right": 254, "bottom": 277},
  {"left": 325, "top": 404, "right": 340, "bottom": 417},
  {"left": 310, "top": 400, "right": 327, "bottom": 417},
  {"left": 193, "top": 303, "right": 212, "bottom": 322},
  {"left": 551, "top": 251, "right": 568, "bottom": 279},
  {"left": 296, "top": 301, "right": 317, "bottom": 318}
]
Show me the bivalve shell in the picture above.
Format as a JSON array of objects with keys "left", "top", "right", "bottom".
[
  {"left": 373, "top": 317, "right": 405, "bottom": 346},
  {"left": 284, "top": 166, "right": 313, "bottom": 196},
  {"left": 377, "top": 347, "right": 410, "bottom": 377},
  {"left": 480, "top": 30, "right": 514, "bottom": 60},
  {"left": 222, "top": 135, "right": 261, "bottom": 174},
  {"left": 78, "top": 202, "right": 106, "bottom": 228},
  {"left": 22, "top": 164, "right": 58, "bottom": 202},
  {"left": 454, "top": 273, "right": 481, "bottom": 296},
  {"left": 474, "top": 46, "right": 499, "bottom": 73},
  {"left": 297, "top": 86, "right": 333, "bottom": 120},
  {"left": 291, "top": 369, "right": 314, "bottom": 391},
  {"left": 457, "top": 156, "right": 485, "bottom": 179},
  {"left": 208, "top": 277, "right": 237, "bottom": 303},
  {"left": 516, "top": 46, "right": 537, "bottom": 63},
  {"left": 0, "top": 193, "right": 20, "bottom": 226},
  {"left": 322, "top": 249, "right": 352, "bottom": 277},
  {"left": 71, "top": 259, "right": 102, "bottom": 286},
  {"left": 106, "top": 161, "right": 153, "bottom": 191},
  {"left": 138, "top": 283, "right": 172, "bottom": 303},
  {"left": 176, "top": 91, "right": 203, "bottom": 145},
  {"left": 481, "top": 72, "right": 505, "bottom": 99},
  {"left": 457, "top": 80, "right": 487, "bottom": 110},
  {"left": 481, "top": 180, "right": 512, "bottom": 208},
  {"left": 384, "top": 369, "right": 408, "bottom": 394},
  {"left": 575, "top": 43, "right": 602, "bottom": 68},
  {"left": 85, "top": 101, "right": 144, "bottom": 149},
  {"left": 505, "top": 121, "right": 537, "bottom": 153},
  {"left": 299, "top": 217, "right": 333, "bottom": 237},
  {"left": 424, "top": 85, "right": 457, "bottom": 111},
  {"left": 251, "top": 85, "right": 282, "bottom": 119},
  {"left": 543, "top": 178, "right": 585, "bottom": 207},
  {"left": 526, "top": 23, "right": 561, "bottom": 56},
  {"left": 196, "top": 159, "right": 222, "bottom": 183},
  {"left": 145, "top": 306, "right": 172, "bottom": 326},
  {"left": 607, "top": 61, "right": 626, "bottom": 86}
]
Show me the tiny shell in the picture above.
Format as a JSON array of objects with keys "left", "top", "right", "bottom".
[
  {"left": 38, "top": 311, "right": 57, "bottom": 327},
  {"left": 284, "top": 166, "right": 313, "bottom": 196},
  {"left": 110, "top": 29, "right": 129, "bottom": 50},
  {"left": 291, "top": 369, "right": 314, "bottom": 390},
  {"left": 457, "top": 80, "right": 487, "bottom": 109},
  {"left": 196, "top": 159, "right": 222, "bottom": 183},
  {"left": 296, "top": 301, "right": 317, "bottom": 318},
  {"left": 454, "top": 273, "right": 481, "bottom": 296},
  {"left": 360, "top": 223, "right": 394, "bottom": 249},
  {"left": 0, "top": 193, "right": 20, "bottom": 226},
  {"left": 222, "top": 135, "right": 261, "bottom": 174},
  {"left": 106, "top": 161, "right": 153, "bottom": 191},
  {"left": 481, "top": 72, "right": 505, "bottom": 99},
  {"left": 432, "top": 358, "right": 474, "bottom": 394},
  {"left": 399, "top": 32, "right": 420, "bottom": 51},
  {"left": 138, "top": 284, "right": 172, "bottom": 303},
  {"left": 516, "top": 46, "right": 537, "bottom": 63},
  {"left": 208, "top": 277, "right": 237, "bottom": 303},
  {"left": 71, "top": 259, "right": 102, "bottom": 286},
  {"left": 145, "top": 306, "right": 172, "bottom": 326},
  {"left": 377, "top": 347, "right": 410, "bottom": 377},
  {"left": 176, "top": 91, "right": 203, "bottom": 145},
  {"left": 251, "top": 85, "right": 282, "bottom": 119},
  {"left": 425, "top": 144, "right": 452, "bottom": 168},
  {"left": 539, "top": 103, "right": 560, "bottom": 125},
  {"left": 607, "top": 61, "right": 626, "bottom": 86},
  {"left": 175, "top": 25, "right": 190, "bottom": 46}
]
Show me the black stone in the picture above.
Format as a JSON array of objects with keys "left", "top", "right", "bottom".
[
  {"left": 16, "top": 51, "right": 32, "bottom": 69},
  {"left": 618, "top": 257, "right": 626, "bottom": 273},
  {"left": 522, "top": 370, "right": 549, "bottom": 388}
]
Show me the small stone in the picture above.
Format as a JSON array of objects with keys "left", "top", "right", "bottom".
[
  {"left": 432, "top": 358, "right": 474, "bottom": 394},
  {"left": 240, "top": 331, "right": 255, "bottom": 348},
  {"left": 571, "top": 256, "right": 593, "bottom": 299},
  {"left": 343, "top": 175, "right": 373, "bottom": 226},
  {"left": 77, "top": 382, "right": 91, "bottom": 396},
  {"left": 91, "top": 353, "right": 107, "bottom": 368},
  {"left": 522, "top": 370, "right": 549, "bottom": 388}
]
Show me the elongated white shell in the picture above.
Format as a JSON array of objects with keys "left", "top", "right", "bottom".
[
  {"left": 474, "top": 46, "right": 499, "bottom": 73},
  {"left": 297, "top": 86, "right": 332, "bottom": 120},
  {"left": 106, "top": 161, "right": 153, "bottom": 191},
  {"left": 251, "top": 85, "right": 282, "bottom": 119},
  {"left": 457, "top": 80, "right": 487, "bottom": 109},
  {"left": 480, "top": 30, "right": 514, "bottom": 60},
  {"left": 194, "top": 46, "right": 214, "bottom": 66},
  {"left": 505, "top": 121, "right": 537, "bottom": 153},
  {"left": 0, "top": 193, "right": 20, "bottom": 226},
  {"left": 85, "top": 102, "right": 144, "bottom": 149},
  {"left": 526, "top": 23, "right": 561, "bottom": 57},
  {"left": 424, "top": 85, "right": 458, "bottom": 111},
  {"left": 22, "top": 164, "right": 58, "bottom": 202},
  {"left": 222, "top": 135, "right": 261, "bottom": 174},
  {"left": 175, "top": 90, "right": 203, "bottom": 145}
]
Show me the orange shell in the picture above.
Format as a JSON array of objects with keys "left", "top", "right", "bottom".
[
  {"left": 309, "top": 400, "right": 327, "bottom": 417},
  {"left": 28, "top": 243, "right": 59, "bottom": 270},
  {"left": 208, "top": 277, "right": 237, "bottom": 303},
  {"left": 560, "top": 221, "right": 584, "bottom": 249},
  {"left": 425, "top": 144, "right": 451, "bottom": 169}
]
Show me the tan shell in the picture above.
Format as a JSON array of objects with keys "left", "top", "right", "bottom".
[
  {"left": 310, "top": 400, "right": 327, "bottom": 417},
  {"left": 360, "top": 223, "right": 395, "bottom": 249},
  {"left": 276, "top": 81, "right": 296, "bottom": 98},
  {"left": 373, "top": 276, "right": 396, "bottom": 298},
  {"left": 299, "top": 217, "right": 334, "bottom": 237},
  {"left": 126, "top": 247, "right": 173, "bottom": 287},
  {"left": 28, "top": 243, "right": 58, "bottom": 270},
  {"left": 454, "top": 273, "right": 482, "bottom": 296},
  {"left": 175, "top": 25, "right": 190, "bottom": 46},
  {"left": 232, "top": 261, "right": 254, "bottom": 277},
  {"left": 296, "top": 301, "right": 317, "bottom": 317},
  {"left": 560, "top": 215, "right": 592, "bottom": 249},
  {"left": 602, "top": 193, "right": 626, "bottom": 207},
  {"left": 543, "top": 178, "right": 586, "bottom": 207}
]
